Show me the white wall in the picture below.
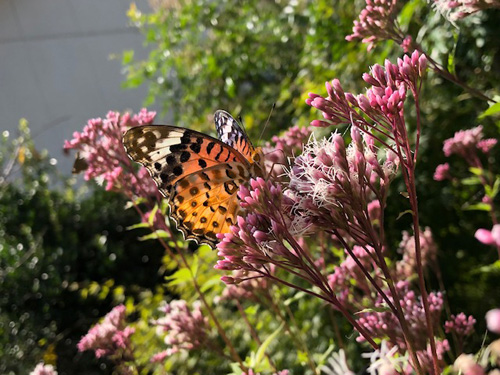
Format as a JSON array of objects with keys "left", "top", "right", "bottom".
[{"left": 0, "top": 0, "right": 161, "bottom": 174}]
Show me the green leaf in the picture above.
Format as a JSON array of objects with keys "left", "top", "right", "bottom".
[
  {"left": 148, "top": 204, "right": 159, "bottom": 226},
  {"left": 473, "top": 260, "right": 500, "bottom": 274},
  {"left": 227, "top": 362, "right": 244, "bottom": 375},
  {"left": 190, "top": 254, "right": 199, "bottom": 277},
  {"left": 244, "top": 305, "right": 259, "bottom": 317},
  {"left": 487, "top": 177, "right": 500, "bottom": 198},
  {"left": 479, "top": 102, "right": 500, "bottom": 119},
  {"left": 122, "top": 50, "right": 134, "bottom": 65},
  {"left": 469, "top": 167, "right": 484, "bottom": 176},
  {"left": 138, "top": 230, "right": 169, "bottom": 241},
  {"left": 297, "top": 350, "right": 309, "bottom": 365},
  {"left": 316, "top": 342, "right": 336, "bottom": 365},
  {"left": 398, "top": 1, "right": 419, "bottom": 28},
  {"left": 126, "top": 222, "right": 149, "bottom": 230},
  {"left": 284, "top": 291, "right": 306, "bottom": 306},
  {"left": 165, "top": 268, "right": 192, "bottom": 286},
  {"left": 252, "top": 322, "right": 284, "bottom": 367},
  {"left": 447, "top": 32, "right": 459, "bottom": 75},
  {"left": 462, "top": 203, "right": 491, "bottom": 212},
  {"left": 200, "top": 275, "right": 222, "bottom": 293},
  {"left": 396, "top": 209, "right": 413, "bottom": 220},
  {"left": 461, "top": 176, "right": 481, "bottom": 186}
]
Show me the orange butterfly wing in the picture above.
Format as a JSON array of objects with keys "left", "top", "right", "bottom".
[
  {"left": 169, "top": 162, "right": 251, "bottom": 246},
  {"left": 123, "top": 124, "right": 255, "bottom": 247}
]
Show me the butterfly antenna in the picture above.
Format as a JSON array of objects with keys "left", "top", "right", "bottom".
[
  {"left": 259, "top": 103, "right": 275, "bottom": 143},
  {"left": 237, "top": 114, "right": 249, "bottom": 133}
]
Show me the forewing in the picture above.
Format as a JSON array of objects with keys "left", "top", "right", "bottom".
[
  {"left": 214, "top": 110, "right": 255, "bottom": 162},
  {"left": 169, "top": 161, "right": 251, "bottom": 247},
  {"left": 123, "top": 125, "right": 249, "bottom": 198}
]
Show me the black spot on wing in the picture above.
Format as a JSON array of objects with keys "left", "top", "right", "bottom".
[
  {"left": 180, "top": 151, "right": 191, "bottom": 162},
  {"left": 173, "top": 166, "right": 183, "bottom": 176},
  {"left": 206, "top": 142, "right": 215, "bottom": 155},
  {"left": 190, "top": 143, "right": 201, "bottom": 153}
]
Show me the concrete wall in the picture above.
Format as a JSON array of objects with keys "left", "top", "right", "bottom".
[{"left": 0, "top": 0, "right": 161, "bottom": 174}]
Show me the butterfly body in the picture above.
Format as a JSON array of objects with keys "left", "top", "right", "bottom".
[{"left": 123, "top": 110, "right": 264, "bottom": 247}]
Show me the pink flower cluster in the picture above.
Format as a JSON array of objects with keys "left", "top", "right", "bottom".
[
  {"left": 396, "top": 228, "right": 437, "bottom": 279},
  {"left": 346, "top": 0, "right": 405, "bottom": 51},
  {"left": 444, "top": 313, "right": 476, "bottom": 337},
  {"left": 151, "top": 300, "right": 209, "bottom": 361},
  {"left": 433, "top": 163, "right": 451, "bottom": 181},
  {"left": 433, "top": 0, "right": 500, "bottom": 21},
  {"left": 77, "top": 305, "right": 135, "bottom": 359},
  {"left": 328, "top": 246, "right": 380, "bottom": 307},
  {"left": 64, "top": 109, "right": 158, "bottom": 196},
  {"left": 306, "top": 51, "right": 427, "bottom": 141},
  {"left": 443, "top": 125, "right": 496, "bottom": 160},
  {"left": 286, "top": 127, "right": 397, "bottom": 243},
  {"left": 215, "top": 178, "right": 295, "bottom": 276},
  {"left": 356, "top": 281, "right": 444, "bottom": 352},
  {"left": 30, "top": 363, "right": 58, "bottom": 375}
]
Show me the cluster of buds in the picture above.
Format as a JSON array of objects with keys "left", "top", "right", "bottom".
[
  {"left": 444, "top": 313, "right": 476, "bottom": 337},
  {"left": 286, "top": 127, "right": 397, "bottom": 246},
  {"left": 356, "top": 281, "right": 444, "bottom": 352},
  {"left": 77, "top": 305, "right": 135, "bottom": 360},
  {"left": 433, "top": 0, "right": 500, "bottom": 22},
  {"left": 306, "top": 52, "right": 427, "bottom": 166},
  {"left": 346, "top": 0, "right": 406, "bottom": 51},
  {"left": 64, "top": 109, "right": 158, "bottom": 197},
  {"left": 327, "top": 246, "right": 382, "bottom": 307},
  {"left": 442, "top": 125, "right": 496, "bottom": 164},
  {"left": 150, "top": 300, "right": 210, "bottom": 362},
  {"left": 215, "top": 178, "right": 295, "bottom": 276},
  {"left": 396, "top": 228, "right": 438, "bottom": 279}
]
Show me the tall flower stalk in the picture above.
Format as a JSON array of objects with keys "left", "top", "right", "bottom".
[{"left": 304, "top": 50, "right": 441, "bottom": 375}]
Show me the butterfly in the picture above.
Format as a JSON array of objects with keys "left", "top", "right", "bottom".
[{"left": 123, "top": 110, "right": 265, "bottom": 248}]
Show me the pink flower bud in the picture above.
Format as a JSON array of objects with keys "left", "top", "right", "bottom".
[
  {"left": 253, "top": 230, "right": 269, "bottom": 243},
  {"left": 363, "top": 73, "right": 379, "bottom": 87},
  {"left": 358, "top": 94, "right": 371, "bottom": 112},
  {"left": 418, "top": 54, "right": 427, "bottom": 76},
  {"left": 475, "top": 229, "right": 494, "bottom": 245},
  {"left": 220, "top": 276, "right": 236, "bottom": 284},
  {"left": 310, "top": 119, "right": 328, "bottom": 127},
  {"left": 345, "top": 93, "right": 358, "bottom": 106},
  {"left": 332, "top": 79, "right": 344, "bottom": 96}
]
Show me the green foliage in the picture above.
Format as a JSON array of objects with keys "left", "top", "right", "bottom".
[
  {"left": 123, "top": 0, "right": 372, "bottom": 138},
  {"left": 0, "top": 122, "right": 165, "bottom": 374}
]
